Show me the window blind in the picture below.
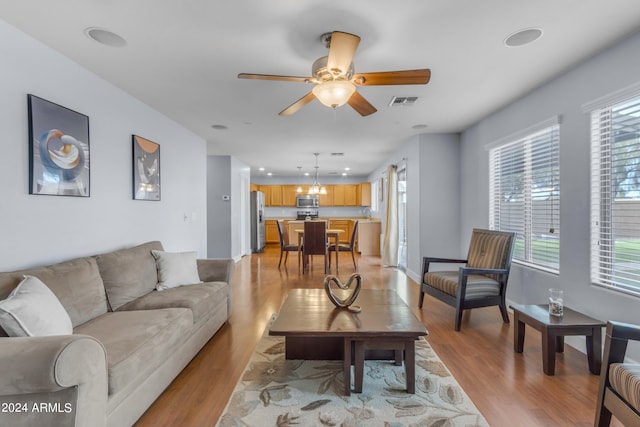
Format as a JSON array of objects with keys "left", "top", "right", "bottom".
[
  {"left": 489, "top": 124, "right": 560, "bottom": 271},
  {"left": 590, "top": 93, "right": 640, "bottom": 296}
]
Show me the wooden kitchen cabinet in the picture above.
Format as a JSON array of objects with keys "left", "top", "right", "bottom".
[
  {"left": 357, "top": 221, "right": 381, "bottom": 255},
  {"left": 357, "top": 182, "right": 371, "bottom": 206},
  {"left": 318, "top": 186, "right": 333, "bottom": 206},
  {"left": 328, "top": 219, "right": 352, "bottom": 244},
  {"left": 265, "top": 220, "right": 280, "bottom": 244},
  {"left": 282, "top": 185, "right": 299, "bottom": 206},
  {"left": 259, "top": 185, "right": 283, "bottom": 206}
]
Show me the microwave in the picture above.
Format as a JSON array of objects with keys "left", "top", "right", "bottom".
[{"left": 296, "top": 195, "right": 320, "bottom": 208}]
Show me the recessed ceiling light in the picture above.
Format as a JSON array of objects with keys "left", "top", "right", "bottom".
[
  {"left": 211, "top": 124, "right": 228, "bottom": 130},
  {"left": 267, "top": 172, "right": 273, "bottom": 176},
  {"left": 304, "top": 172, "right": 310, "bottom": 176},
  {"left": 504, "top": 28, "right": 543, "bottom": 47},
  {"left": 258, "top": 167, "right": 265, "bottom": 171},
  {"left": 412, "top": 124, "right": 428, "bottom": 130},
  {"left": 342, "top": 172, "right": 348, "bottom": 176},
  {"left": 344, "top": 167, "right": 350, "bottom": 171},
  {"left": 84, "top": 27, "right": 126, "bottom": 47}
]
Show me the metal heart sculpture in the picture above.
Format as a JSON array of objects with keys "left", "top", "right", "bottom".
[{"left": 323, "top": 273, "right": 363, "bottom": 310}]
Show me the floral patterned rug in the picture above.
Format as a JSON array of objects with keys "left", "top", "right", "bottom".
[{"left": 217, "top": 316, "right": 489, "bottom": 427}]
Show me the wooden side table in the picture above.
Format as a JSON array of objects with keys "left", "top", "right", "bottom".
[{"left": 510, "top": 304, "right": 605, "bottom": 376}]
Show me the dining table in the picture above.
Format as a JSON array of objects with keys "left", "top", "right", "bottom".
[{"left": 294, "top": 228, "right": 344, "bottom": 273}]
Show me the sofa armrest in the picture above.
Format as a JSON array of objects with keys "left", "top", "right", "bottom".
[
  {"left": 197, "top": 258, "right": 234, "bottom": 283},
  {"left": 0, "top": 335, "right": 108, "bottom": 427},
  {"left": 197, "top": 258, "right": 235, "bottom": 317}
]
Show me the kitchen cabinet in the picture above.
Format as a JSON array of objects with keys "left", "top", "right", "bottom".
[
  {"left": 318, "top": 186, "right": 333, "bottom": 206},
  {"left": 282, "top": 185, "right": 299, "bottom": 206},
  {"left": 357, "top": 182, "right": 371, "bottom": 206},
  {"left": 357, "top": 221, "right": 381, "bottom": 255},
  {"left": 265, "top": 220, "right": 280, "bottom": 244},
  {"left": 330, "top": 185, "right": 357, "bottom": 206},
  {"left": 256, "top": 183, "right": 370, "bottom": 207},
  {"left": 328, "top": 219, "right": 352, "bottom": 244},
  {"left": 259, "top": 185, "right": 283, "bottom": 206}
]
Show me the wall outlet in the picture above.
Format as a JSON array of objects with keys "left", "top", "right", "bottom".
[{"left": 222, "top": 195, "right": 230, "bottom": 201}]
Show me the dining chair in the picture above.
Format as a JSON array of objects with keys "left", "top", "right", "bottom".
[
  {"left": 329, "top": 220, "right": 359, "bottom": 270},
  {"left": 302, "top": 220, "right": 328, "bottom": 273},
  {"left": 276, "top": 220, "right": 299, "bottom": 269}
]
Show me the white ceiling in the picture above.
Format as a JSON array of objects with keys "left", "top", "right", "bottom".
[{"left": 2, "top": 1, "right": 640, "bottom": 177}]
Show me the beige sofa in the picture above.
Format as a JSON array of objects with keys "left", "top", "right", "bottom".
[{"left": 0, "top": 241, "right": 234, "bottom": 427}]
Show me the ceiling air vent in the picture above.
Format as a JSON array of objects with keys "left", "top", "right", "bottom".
[{"left": 389, "top": 96, "right": 418, "bottom": 107}]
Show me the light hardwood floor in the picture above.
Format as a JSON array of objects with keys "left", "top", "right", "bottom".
[{"left": 135, "top": 245, "right": 620, "bottom": 427}]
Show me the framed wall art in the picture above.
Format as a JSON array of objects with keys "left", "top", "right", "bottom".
[
  {"left": 132, "top": 135, "right": 161, "bottom": 201},
  {"left": 28, "top": 94, "right": 90, "bottom": 196}
]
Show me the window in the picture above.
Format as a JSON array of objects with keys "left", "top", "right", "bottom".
[
  {"left": 590, "top": 93, "right": 640, "bottom": 296},
  {"left": 489, "top": 122, "right": 560, "bottom": 272}
]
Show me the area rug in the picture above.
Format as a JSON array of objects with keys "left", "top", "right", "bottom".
[{"left": 217, "top": 315, "right": 489, "bottom": 427}]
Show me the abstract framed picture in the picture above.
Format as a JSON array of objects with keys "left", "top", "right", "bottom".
[
  {"left": 28, "top": 94, "right": 90, "bottom": 196},
  {"left": 132, "top": 135, "right": 161, "bottom": 201}
]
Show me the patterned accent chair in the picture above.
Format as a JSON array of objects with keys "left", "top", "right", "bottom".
[
  {"left": 595, "top": 321, "right": 640, "bottom": 426},
  {"left": 418, "top": 228, "right": 516, "bottom": 331}
]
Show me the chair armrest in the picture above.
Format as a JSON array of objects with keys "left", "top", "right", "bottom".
[
  {"left": 197, "top": 258, "right": 234, "bottom": 283},
  {"left": 422, "top": 257, "right": 467, "bottom": 276},
  {"left": 0, "top": 335, "right": 108, "bottom": 426},
  {"left": 607, "top": 320, "right": 640, "bottom": 342},
  {"left": 424, "top": 257, "right": 467, "bottom": 264}
]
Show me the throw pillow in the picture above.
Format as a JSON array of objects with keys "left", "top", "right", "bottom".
[
  {"left": 0, "top": 275, "right": 73, "bottom": 337},
  {"left": 151, "top": 250, "right": 202, "bottom": 291}
]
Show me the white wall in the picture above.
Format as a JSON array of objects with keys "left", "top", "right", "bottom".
[
  {"left": 206, "top": 155, "right": 250, "bottom": 261},
  {"left": 460, "top": 30, "right": 640, "bottom": 358},
  {"left": 0, "top": 19, "right": 207, "bottom": 270}
]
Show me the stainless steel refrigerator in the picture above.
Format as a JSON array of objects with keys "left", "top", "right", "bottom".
[{"left": 250, "top": 190, "right": 265, "bottom": 253}]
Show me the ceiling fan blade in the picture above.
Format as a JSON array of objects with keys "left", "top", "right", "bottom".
[
  {"left": 326, "top": 31, "right": 361, "bottom": 75},
  {"left": 238, "top": 73, "right": 313, "bottom": 83},
  {"left": 279, "top": 92, "right": 316, "bottom": 116},
  {"left": 352, "top": 69, "right": 431, "bottom": 86},
  {"left": 347, "top": 91, "right": 377, "bottom": 117}
]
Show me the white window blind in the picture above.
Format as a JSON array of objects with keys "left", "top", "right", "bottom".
[
  {"left": 489, "top": 124, "right": 560, "bottom": 272},
  {"left": 590, "top": 93, "right": 640, "bottom": 296}
]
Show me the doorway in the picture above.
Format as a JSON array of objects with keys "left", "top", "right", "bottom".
[{"left": 397, "top": 166, "right": 407, "bottom": 271}]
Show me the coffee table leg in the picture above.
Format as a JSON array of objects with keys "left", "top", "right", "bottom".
[
  {"left": 542, "top": 328, "right": 556, "bottom": 375},
  {"left": 405, "top": 340, "right": 415, "bottom": 394},
  {"left": 343, "top": 338, "right": 351, "bottom": 396},
  {"left": 556, "top": 335, "right": 564, "bottom": 353},
  {"left": 587, "top": 327, "right": 602, "bottom": 375},
  {"left": 514, "top": 312, "right": 525, "bottom": 353},
  {"left": 354, "top": 341, "right": 365, "bottom": 393}
]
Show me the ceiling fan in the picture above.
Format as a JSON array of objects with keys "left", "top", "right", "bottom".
[{"left": 238, "top": 31, "right": 431, "bottom": 117}]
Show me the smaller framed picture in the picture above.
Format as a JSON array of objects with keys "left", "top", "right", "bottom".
[{"left": 132, "top": 135, "right": 160, "bottom": 201}]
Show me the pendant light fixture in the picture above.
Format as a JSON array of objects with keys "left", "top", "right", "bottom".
[{"left": 308, "top": 153, "right": 327, "bottom": 195}]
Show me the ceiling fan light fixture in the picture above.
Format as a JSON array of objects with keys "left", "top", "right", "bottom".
[{"left": 312, "top": 80, "right": 356, "bottom": 108}]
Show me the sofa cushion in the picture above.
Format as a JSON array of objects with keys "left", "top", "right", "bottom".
[
  {"left": 116, "top": 281, "right": 228, "bottom": 324},
  {"left": 151, "top": 250, "right": 202, "bottom": 290},
  {"left": 424, "top": 271, "right": 500, "bottom": 299},
  {"left": 95, "top": 241, "right": 164, "bottom": 310},
  {"left": 0, "top": 257, "right": 108, "bottom": 328},
  {"left": 74, "top": 308, "right": 192, "bottom": 395},
  {"left": 0, "top": 275, "right": 73, "bottom": 336},
  {"left": 609, "top": 363, "right": 640, "bottom": 413}
]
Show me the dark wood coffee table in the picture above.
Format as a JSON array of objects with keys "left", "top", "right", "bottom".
[
  {"left": 269, "top": 289, "right": 428, "bottom": 395},
  {"left": 510, "top": 303, "right": 605, "bottom": 376}
]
